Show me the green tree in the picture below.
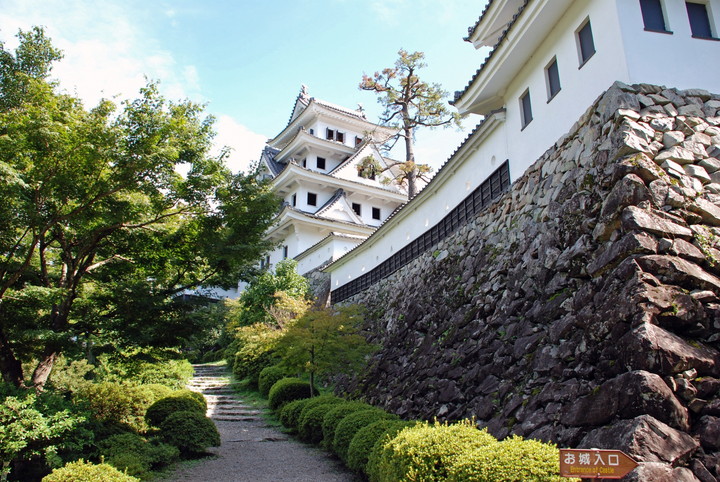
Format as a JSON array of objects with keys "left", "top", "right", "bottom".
[
  {"left": 359, "top": 49, "right": 460, "bottom": 197},
  {"left": 0, "top": 28, "right": 278, "bottom": 389},
  {"left": 276, "top": 305, "right": 374, "bottom": 396},
  {"left": 230, "top": 259, "right": 310, "bottom": 327}
]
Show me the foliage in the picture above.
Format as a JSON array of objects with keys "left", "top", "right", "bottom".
[
  {"left": 258, "top": 365, "right": 291, "bottom": 398},
  {"left": 158, "top": 411, "right": 220, "bottom": 456},
  {"left": 172, "top": 389, "right": 207, "bottom": 411},
  {"left": 0, "top": 389, "right": 90, "bottom": 481},
  {"left": 74, "top": 382, "right": 156, "bottom": 433},
  {"left": 145, "top": 396, "right": 205, "bottom": 428},
  {"left": 267, "top": 378, "right": 314, "bottom": 411},
  {"left": 0, "top": 27, "right": 278, "bottom": 389},
  {"left": 96, "top": 352, "right": 194, "bottom": 390},
  {"left": 277, "top": 304, "right": 374, "bottom": 395},
  {"left": 320, "top": 402, "right": 375, "bottom": 450},
  {"left": 229, "top": 260, "right": 310, "bottom": 327},
  {"left": 447, "top": 435, "right": 569, "bottom": 482},
  {"left": 296, "top": 397, "right": 344, "bottom": 444},
  {"left": 367, "top": 419, "right": 497, "bottom": 482},
  {"left": 359, "top": 49, "right": 460, "bottom": 197},
  {"left": 41, "top": 459, "right": 139, "bottom": 482},
  {"left": 333, "top": 409, "right": 396, "bottom": 462},
  {"left": 97, "top": 432, "right": 179, "bottom": 478},
  {"left": 46, "top": 357, "right": 95, "bottom": 394},
  {"left": 231, "top": 323, "right": 283, "bottom": 387},
  {"left": 347, "top": 420, "right": 414, "bottom": 475},
  {"left": 278, "top": 398, "right": 311, "bottom": 431}
]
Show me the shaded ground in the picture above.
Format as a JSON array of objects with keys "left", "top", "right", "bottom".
[{"left": 161, "top": 364, "right": 360, "bottom": 482}]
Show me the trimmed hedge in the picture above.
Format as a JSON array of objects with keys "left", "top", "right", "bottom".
[
  {"left": 172, "top": 389, "right": 207, "bottom": 411},
  {"left": 447, "top": 435, "right": 568, "bottom": 481},
  {"left": 97, "top": 432, "right": 179, "bottom": 477},
  {"left": 159, "top": 410, "right": 221, "bottom": 456},
  {"left": 145, "top": 396, "right": 205, "bottom": 428},
  {"left": 333, "top": 409, "right": 396, "bottom": 462},
  {"left": 42, "top": 459, "right": 139, "bottom": 482},
  {"left": 278, "top": 398, "right": 311, "bottom": 430},
  {"left": 268, "top": 378, "right": 313, "bottom": 411},
  {"left": 347, "top": 420, "right": 414, "bottom": 475},
  {"left": 74, "top": 382, "right": 156, "bottom": 432},
  {"left": 321, "top": 401, "right": 374, "bottom": 450},
  {"left": 297, "top": 397, "right": 343, "bottom": 444},
  {"left": 258, "top": 365, "right": 290, "bottom": 397},
  {"left": 367, "top": 419, "right": 497, "bottom": 482}
]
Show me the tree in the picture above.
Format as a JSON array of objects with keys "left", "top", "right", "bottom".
[
  {"left": 276, "top": 305, "right": 374, "bottom": 396},
  {"left": 0, "top": 28, "right": 278, "bottom": 389},
  {"left": 359, "top": 49, "right": 460, "bottom": 197}
]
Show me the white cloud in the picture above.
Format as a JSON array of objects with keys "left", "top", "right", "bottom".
[{"left": 213, "top": 115, "right": 268, "bottom": 174}]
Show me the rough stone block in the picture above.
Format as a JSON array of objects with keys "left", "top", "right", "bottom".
[
  {"left": 699, "top": 157, "right": 720, "bottom": 173},
  {"left": 621, "top": 206, "right": 693, "bottom": 239},
  {"left": 679, "top": 104, "right": 706, "bottom": 117},
  {"left": 562, "top": 371, "right": 689, "bottom": 430},
  {"left": 580, "top": 415, "right": 698, "bottom": 464},
  {"left": 625, "top": 463, "right": 698, "bottom": 482},
  {"left": 619, "top": 322, "right": 719, "bottom": 377},
  {"left": 663, "top": 130, "right": 685, "bottom": 148},
  {"left": 696, "top": 416, "right": 720, "bottom": 450},
  {"left": 587, "top": 232, "right": 658, "bottom": 276},
  {"left": 685, "top": 164, "right": 712, "bottom": 184},
  {"left": 689, "top": 197, "right": 720, "bottom": 226},
  {"left": 656, "top": 146, "right": 698, "bottom": 164}
]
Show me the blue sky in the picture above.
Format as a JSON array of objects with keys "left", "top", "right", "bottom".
[{"left": 1, "top": 0, "right": 490, "bottom": 173}]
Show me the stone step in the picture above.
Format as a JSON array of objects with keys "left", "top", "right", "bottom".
[{"left": 212, "top": 416, "right": 260, "bottom": 422}]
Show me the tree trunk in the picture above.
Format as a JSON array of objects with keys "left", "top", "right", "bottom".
[
  {"left": 404, "top": 125, "right": 418, "bottom": 198},
  {"left": 31, "top": 348, "right": 58, "bottom": 390},
  {"left": 0, "top": 327, "right": 25, "bottom": 387}
]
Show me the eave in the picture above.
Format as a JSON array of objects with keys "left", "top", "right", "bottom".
[
  {"left": 265, "top": 206, "right": 376, "bottom": 242},
  {"left": 274, "top": 128, "right": 356, "bottom": 163},
  {"left": 453, "top": 0, "right": 573, "bottom": 116},
  {"left": 466, "top": 0, "right": 525, "bottom": 47}
]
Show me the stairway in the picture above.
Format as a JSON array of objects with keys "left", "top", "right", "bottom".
[{"left": 187, "top": 364, "right": 263, "bottom": 422}]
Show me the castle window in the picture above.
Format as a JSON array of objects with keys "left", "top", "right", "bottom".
[
  {"left": 545, "top": 58, "right": 561, "bottom": 101},
  {"left": 302, "top": 158, "right": 307, "bottom": 168},
  {"left": 309, "top": 128, "right": 314, "bottom": 135},
  {"left": 291, "top": 193, "right": 297, "bottom": 207},
  {"left": 336, "top": 131, "right": 345, "bottom": 143},
  {"left": 576, "top": 19, "right": 596, "bottom": 67},
  {"left": 520, "top": 89, "right": 533, "bottom": 129},
  {"left": 326, "top": 128, "right": 335, "bottom": 140},
  {"left": 317, "top": 157, "right": 326, "bottom": 169},
  {"left": 686, "top": 2, "right": 715, "bottom": 38},
  {"left": 307, "top": 192, "right": 317, "bottom": 206},
  {"left": 641, "top": 0, "right": 669, "bottom": 32},
  {"left": 355, "top": 136, "right": 363, "bottom": 146},
  {"left": 352, "top": 203, "right": 362, "bottom": 216},
  {"left": 282, "top": 246, "right": 288, "bottom": 259},
  {"left": 372, "top": 207, "right": 381, "bottom": 220}
]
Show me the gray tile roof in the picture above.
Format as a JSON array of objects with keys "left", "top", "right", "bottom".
[
  {"left": 261, "top": 146, "right": 284, "bottom": 176},
  {"left": 465, "top": 0, "right": 498, "bottom": 42}
]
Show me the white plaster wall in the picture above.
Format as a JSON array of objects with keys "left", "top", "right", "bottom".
[
  {"left": 297, "top": 237, "right": 362, "bottom": 275},
  {"left": 503, "top": 0, "right": 629, "bottom": 179},
  {"left": 617, "top": 0, "right": 720, "bottom": 92}
]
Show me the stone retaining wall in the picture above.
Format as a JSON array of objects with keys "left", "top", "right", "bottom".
[{"left": 338, "top": 82, "right": 720, "bottom": 480}]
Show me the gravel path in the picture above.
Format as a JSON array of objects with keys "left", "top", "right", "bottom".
[{"left": 162, "top": 364, "right": 360, "bottom": 482}]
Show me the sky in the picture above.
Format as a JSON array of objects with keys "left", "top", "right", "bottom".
[{"left": 0, "top": 0, "right": 491, "bottom": 174}]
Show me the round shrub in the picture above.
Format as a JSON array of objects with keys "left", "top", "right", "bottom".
[
  {"left": 145, "top": 396, "right": 205, "bottom": 428},
  {"left": 42, "top": 459, "right": 139, "bottom": 482},
  {"left": 333, "top": 409, "right": 396, "bottom": 462},
  {"left": 172, "top": 388, "right": 207, "bottom": 411},
  {"left": 347, "top": 420, "right": 414, "bottom": 475},
  {"left": 143, "top": 384, "right": 175, "bottom": 403},
  {"left": 447, "top": 435, "right": 566, "bottom": 481},
  {"left": 96, "top": 432, "right": 179, "bottom": 476},
  {"left": 258, "top": 365, "right": 290, "bottom": 397},
  {"left": 278, "top": 398, "right": 311, "bottom": 430},
  {"left": 74, "top": 382, "right": 156, "bottom": 432},
  {"left": 268, "top": 378, "right": 313, "bottom": 411},
  {"left": 296, "top": 397, "right": 344, "bottom": 444},
  {"left": 321, "top": 401, "right": 374, "bottom": 450},
  {"left": 159, "top": 410, "right": 221, "bottom": 456},
  {"left": 367, "top": 419, "right": 497, "bottom": 482}
]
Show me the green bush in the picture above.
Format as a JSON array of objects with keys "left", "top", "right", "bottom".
[
  {"left": 267, "top": 378, "right": 313, "bottom": 411},
  {"left": 258, "top": 365, "right": 290, "bottom": 397},
  {"left": 42, "top": 459, "right": 139, "bottom": 482},
  {"left": 145, "top": 396, "right": 205, "bottom": 428},
  {"left": 333, "top": 409, "right": 396, "bottom": 462},
  {"left": 321, "top": 401, "right": 374, "bottom": 450},
  {"left": 142, "top": 384, "right": 175, "bottom": 404},
  {"left": 97, "top": 354, "right": 194, "bottom": 390},
  {"left": 278, "top": 398, "right": 311, "bottom": 430},
  {"left": 296, "top": 396, "right": 344, "bottom": 444},
  {"left": 96, "top": 432, "right": 179, "bottom": 477},
  {"left": 47, "top": 357, "right": 95, "bottom": 394},
  {"left": 447, "top": 435, "right": 568, "bottom": 481},
  {"left": 159, "top": 411, "right": 221, "bottom": 456},
  {"left": 172, "top": 389, "right": 207, "bottom": 411},
  {"left": 347, "top": 420, "right": 414, "bottom": 475},
  {"left": 74, "top": 382, "right": 156, "bottom": 432},
  {"left": 231, "top": 323, "right": 283, "bottom": 387},
  {"left": 367, "top": 419, "right": 497, "bottom": 482}
]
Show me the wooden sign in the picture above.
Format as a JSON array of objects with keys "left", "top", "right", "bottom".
[{"left": 560, "top": 449, "right": 638, "bottom": 479}]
